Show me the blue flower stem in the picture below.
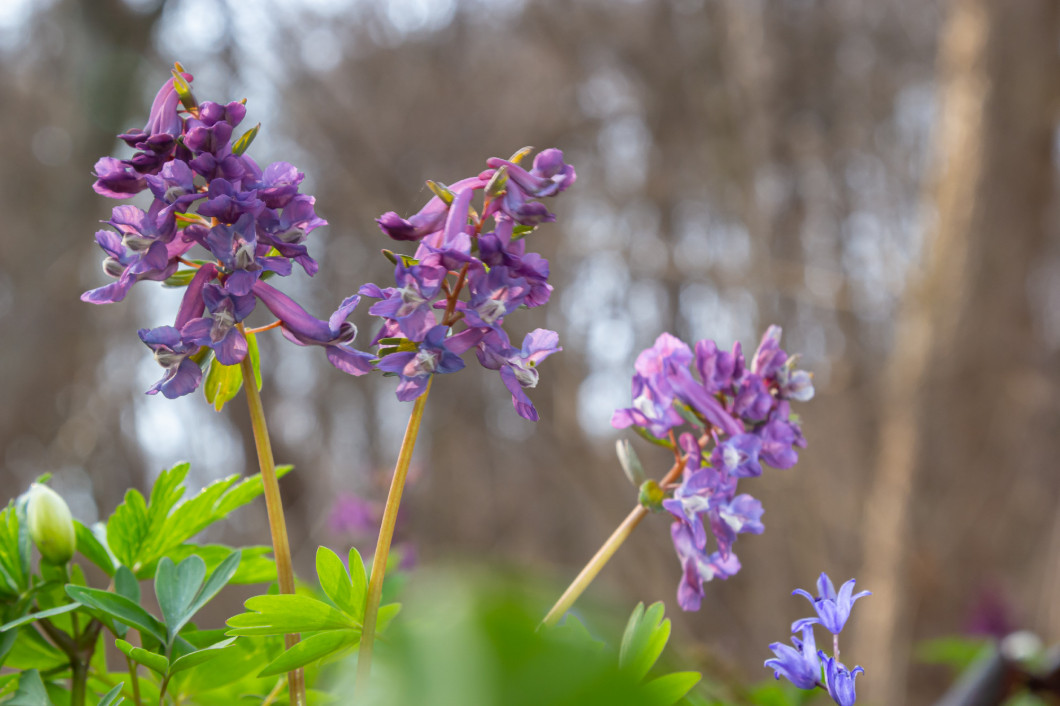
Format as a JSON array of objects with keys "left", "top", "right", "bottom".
[
  {"left": 541, "top": 453, "right": 686, "bottom": 628},
  {"left": 239, "top": 336, "right": 306, "bottom": 706},
  {"left": 357, "top": 376, "right": 434, "bottom": 688}
]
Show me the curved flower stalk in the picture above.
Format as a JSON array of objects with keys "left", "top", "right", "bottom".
[
  {"left": 543, "top": 327, "right": 813, "bottom": 626},
  {"left": 765, "top": 572, "right": 870, "bottom": 705},
  {"left": 356, "top": 148, "right": 574, "bottom": 684}
]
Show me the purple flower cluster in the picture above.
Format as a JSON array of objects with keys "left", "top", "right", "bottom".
[
  {"left": 360, "top": 148, "right": 573, "bottom": 420},
  {"left": 84, "top": 67, "right": 371, "bottom": 398},
  {"left": 611, "top": 328, "right": 813, "bottom": 611},
  {"left": 765, "top": 573, "right": 869, "bottom": 706}
]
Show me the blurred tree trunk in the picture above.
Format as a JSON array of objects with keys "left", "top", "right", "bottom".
[{"left": 855, "top": 1, "right": 1060, "bottom": 703}]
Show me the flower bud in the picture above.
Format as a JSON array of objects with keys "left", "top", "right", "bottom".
[{"left": 26, "top": 483, "right": 76, "bottom": 565}]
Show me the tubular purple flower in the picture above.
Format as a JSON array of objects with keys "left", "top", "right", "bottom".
[
  {"left": 92, "top": 157, "right": 147, "bottom": 198},
  {"left": 751, "top": 325, "right": 788, "bottom": 378},
  {"left": 671, "top": 522, "right": 741, "bottom": 611},
  {"left": 764, "top": 625, "right": 822, "bottom": 690},
  {"left": 486, "top": 148, "right": 576, "bottom": 198},
  {"left": 759, "top": 401, "right": 807, "bottom": 469},
  {"left": 611, "top": 372, "right": 686, "bottom": 438},
  {"left": 710, "top": 433, "right": 763, "bottom": 478},
  {"left": 376, "top": 325, "right": 466, "bottom": 400},
  {"left": 708, "top": 493, "right": 764, "bottom": 559},
  {"left": 732, "top": 373, "right": 774, "bottom": 422},
  {"left": 251, "top": 280, "right": 373, "bottom": 376},
  {"left": 695, "top": 339, "right": 743, "bottom": 393},
  {"left": 792, "top": 573, "right": 871, "bottom": 635},
  {"left": 481, "top": 328, "right": 562, "bottom": 421},
  {"left": 376, "top": 175, "right": 485, "bottom": 241},
  {"left": 138, "top": 326, "right": 203, "bottom": 399},
  {"left": 183, "top": 283, "right": 255, "bottom": 365},
  {"left": 118, "top": 73, "right": 188, "bottom": 152},
  {"left": 365, "top": 261, "right": 447, "bottom": 342},
  {"left": 245, "top": 161, "right": 305, "bottom": 209}
]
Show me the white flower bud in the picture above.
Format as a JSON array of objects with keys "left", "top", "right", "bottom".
[{"left": 26, "top": 483, "right": 76, "bottom": 565}]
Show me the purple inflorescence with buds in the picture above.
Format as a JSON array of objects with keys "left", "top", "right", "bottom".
[
  {"left": 361, "top": 147, "right": 573, "bottom": 420},
  {"left": 612, "top": 327, "right": 814, "bottom": 611},
  {"left": 85, "top": 66, "right": 371, "bottom": 398},
  {"left": 764, "top": 572, "right": 869, "bottom": 706}
]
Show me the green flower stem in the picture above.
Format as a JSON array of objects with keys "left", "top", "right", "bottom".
[
  {"left": 541, "top": 454, "right": 686, "bottom": 628},
  {"left": 125, "top": 655, "right": 142, "bottom": 706},
  {"left": 238, "top": 338, "right": 306, "bottom": 706},
  {"left": 357, "top": 376, "right": 434, "bottom": 688}
]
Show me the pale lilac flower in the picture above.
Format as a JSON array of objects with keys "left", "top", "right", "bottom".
[
  {"left": 792, "top": 573, "right": 871, "bottom": 635},
  {"left": 764, "top": 625, "right": 822, "bottom": 690}
]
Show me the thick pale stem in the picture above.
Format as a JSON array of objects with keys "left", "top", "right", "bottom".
[
  {"left": 541, "top": 455, "right": 686, "bottom": 628},
  {"left": 239, "top": 337, "right": 306, "bottom": 706},
  {"left": 357, "top": 377, "right": 433, "bottom": 689}
]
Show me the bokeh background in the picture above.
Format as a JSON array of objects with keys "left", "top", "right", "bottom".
[{"left": 2, "top": 0, "right": 1059, "bottom": 703}]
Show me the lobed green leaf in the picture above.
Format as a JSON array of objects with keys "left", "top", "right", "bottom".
[
  {"left": 619, "top": 602, "right": 671, "bottom": 682},
  {"left": 642, "top": 671, "right": 701, "bottom": 705},
  {"left": 226, "top": 594, "right": 356, "bottom": 636},
  {"left": 256, "top": 629, "right": 359, "bottom": 677},
  {"left": 65, "top": 585, "right": 165, "bottom": 644},
  {"left": 168, "top": 637, "right": 238, "bottom": 676},
  {"left": 316, "top": 547, "right": 356, "bottom": 617},
  {"left": 74, "top": 521, "right": 116, "bottom": 576}
]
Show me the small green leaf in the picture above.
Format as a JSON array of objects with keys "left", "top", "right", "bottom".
[
  {"left": 156, "top": 556, "right": 207, "bottom": 644},
  {"left": 167, "top": 637, "right": 238, "bottom": 676},
  {"left": 74, "top": 521, "right": 115, "bottom": 576},
  {"left": 115, "top": 638, "right": 168, "bottom": 676},
  {"left": 6, "top": 669, "right": 52, "bottom": 706},
  {"left": 256, "top": 629, "right": 359, "bottom": 677},
  {"left": 642, "top": 671, "right": 701, "bottom": 705},
  {"left": 161, "top": 269, "right": 198, "bottom": 288},
  {"left": 316, "top": 547, "right": 355, "bottom": 617},
  {"left": 616, "top": 439, "right": 647, "bottom": 487},
  {"left": 231, "top": 123, "right": 261, "bottom": 157},
  {"left": 620, "top": 601, "right": 671, "bottom": 681},
  {"left": 170, "top": 67, "right": 198, "bottom": 115},
  {"left": 381, "top": 249, "right": 399, "bottom": 265},
  {"left": 246, "top": 330, "right": 262, "bottom": 391},
  {"left": 203, "top": 356, "right": 243, "bottom": 412},
  {"left": 632, "top": 425, "right": 676, "bottom": 448},
  {"left": 375, "top": 603, "right": 401, "bottom": 634},
  {"left": 226, "top": 594, "right": 356, "bottom": 636},
  {"left": 426, "top": 180, "right": 455, "bottom": 205},
  {"left": 348, "top": 548, "right": 367, "bottom": 620},
  {"left": 485, "top": 165, "right": 508, "bottom": 197},
  {"left": 0, "top": 603, "right": 79, "bottom": 632},
  {"left": 184, "top": 550, "right": 240, "bottom": 622},
  {"left": 114, "top": 566, "right": 140, "bottom": 604},
  {"left": 65, "top": 585, "right": 165, "bottom": 644},
  {"left": 674, "top": 402, "right": 705, "bottom": 430},
  {"left": 96, "top": 682, "right": 125, "bottom": 706}
]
